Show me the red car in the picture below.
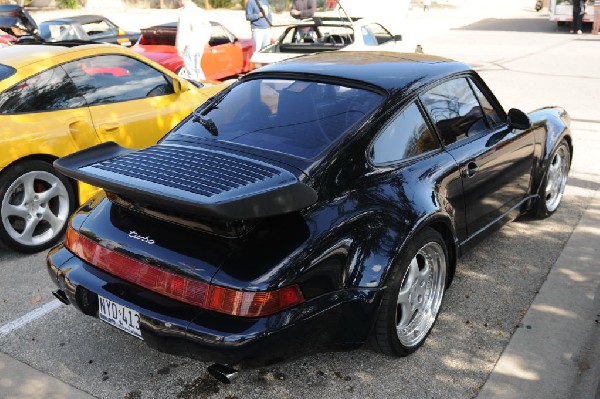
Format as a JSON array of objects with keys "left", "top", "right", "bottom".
[
  {"left": 132, "top": 21, "right": 253, "bottom": 81},
  {"left": 0, "top": 33, "right": 15, "bottom": 46}
]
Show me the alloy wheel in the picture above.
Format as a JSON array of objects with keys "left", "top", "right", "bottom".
[
  {"left": 395, "top": 241, "right": 446, "bottom": 347},
  {"left": 545, "top": 144, "right": 570, "bottom": 212},
  {"left": 1, "top": 171, "right": 70, "bottom": 247}
]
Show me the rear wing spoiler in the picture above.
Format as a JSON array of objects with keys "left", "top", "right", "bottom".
[{"left": 54, "top": 142, "right": 318, "bottom": 220}]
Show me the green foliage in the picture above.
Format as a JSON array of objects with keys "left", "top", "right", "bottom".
[
  {"left": 208, "top": 0, "right": 237, "bottom": 8},
  {"left": 56, "top": 0, "right": 79, "bottom": 8}
]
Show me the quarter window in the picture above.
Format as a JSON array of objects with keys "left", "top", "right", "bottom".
[
  {"left": 420, "top": 78, "right": 488, "bottom": 145},
  {"left": 0, "top": 66, "right": 85, "bottom": 114},
  {"left": 371, "top": 101, "right": 440, "bottom": 165},
  {"left": 62, "top": 55, "right": 174, "bottom": 106}
]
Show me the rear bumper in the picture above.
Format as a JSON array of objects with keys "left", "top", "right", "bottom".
[{"left": 47, "top": 245, "right": 383, "bottom": 366}]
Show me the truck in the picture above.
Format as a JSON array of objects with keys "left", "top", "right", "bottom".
[{"left": 549, "top": 0, "right": 595, "bottom": 26}]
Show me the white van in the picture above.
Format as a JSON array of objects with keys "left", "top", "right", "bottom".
[{"left": 549, "top": 0, "right": 595, "bottom": 26}]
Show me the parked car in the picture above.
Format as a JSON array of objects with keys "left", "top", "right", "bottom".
[
  {"left": 38, "top": 15, "right": 140, "bottom": 46},
  {"left": 0, "top": 4, "right": 139, "bottom": 46},
  {"left": 250, "top": 16, "right": 419, "bottom": 68},
  {"left": 49, "top": 51, "right": 572, "bottom": 378},
  {"left": 132, "top": 22, "right": 253, "bottom": 82},
  {"left": 0, "top": 43, "right": 225, "bottom": 253}
]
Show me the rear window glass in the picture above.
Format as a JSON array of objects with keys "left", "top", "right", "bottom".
[
  {"left": 170, "top": 78, "right": 384, "bottom": 159},
  {"left": 0, "top": 64, "right": 16, "bottom": 81}
]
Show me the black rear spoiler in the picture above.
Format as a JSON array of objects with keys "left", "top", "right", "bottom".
[{"left": 54, "top": 142, "right": 318, "bottom": 220}]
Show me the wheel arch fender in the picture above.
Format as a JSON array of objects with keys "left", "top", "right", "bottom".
[
  {"left": 349, "top": 210, "right": 458, "bottom": 290},
  {"left": 529, "top": 107, "right": 573, "bottom": 197}
]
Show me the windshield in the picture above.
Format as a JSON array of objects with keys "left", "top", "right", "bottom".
[
  {"left": 0, "top": 64, "right": 16, "bottom": 81},
  {"left": 39, "top": 21, "right": 78, "bottom": 41},
  {"left": 170, "top": 78, "right": 384, "bottom": 159}
]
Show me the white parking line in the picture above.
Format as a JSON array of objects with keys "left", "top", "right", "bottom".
[{"left": 0, "top": 299, "right": 62, "bottom": 336}]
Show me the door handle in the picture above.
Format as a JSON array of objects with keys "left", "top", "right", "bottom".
[
  {"left": 100, "top": 123, "right": 122, "bottom": 134},
  {"left": 463, "top": 162, "right": 479, "bottom": 178},
  {"left": 68, "top": 120, "right": 101, "bottom": 149}
]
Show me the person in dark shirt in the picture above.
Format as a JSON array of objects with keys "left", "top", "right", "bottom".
[{"left": 291, "top": 0, "right": 316, "bottom": 19}]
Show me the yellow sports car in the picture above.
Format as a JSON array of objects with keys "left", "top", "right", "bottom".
[{"left": 0, "top": 43, "right": 224, "bottom": 253}]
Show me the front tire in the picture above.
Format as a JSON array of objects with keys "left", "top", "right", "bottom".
[
  {"left": 532, "top": 139, "right": 570, "bottom": 218},
  {"left": 370, "top": 228, "right": 448, "bottom": 356},
  {"left": 0, "top": 161, "right": 75, "bottom": 253}
]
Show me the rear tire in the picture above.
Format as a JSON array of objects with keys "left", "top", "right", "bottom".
[
  {"left": 0, "top": 161, "right": 75, "bottom": 253},
  {"left": 370, "top": 228, "right": 448, "bottom": 356},
  {"left": 532, "top": 139, "right": 570, "bottom": 218}
]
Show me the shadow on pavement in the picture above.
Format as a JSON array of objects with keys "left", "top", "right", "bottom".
[{"left": 455, "top": 17, "right": 562, "bottom": 33}]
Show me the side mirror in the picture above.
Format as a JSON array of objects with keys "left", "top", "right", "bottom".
[
  {"left": 173, "top": 77, "right": 189, "bottom": 94},
  {"left": 507, "top": 108, "right": 531, "bottom": 130},
  {"left": 394, "top": 34, "right": 402, "bottom": 42}
]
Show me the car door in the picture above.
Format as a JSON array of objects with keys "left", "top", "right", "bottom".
[
  {"left": 369, "top": 100, "right": 466, "bottom": 241},
  {"left": 202, "top": 24, "right": 240, "bottom": 80},
  {"left": 420, "top": 76, "right": 535, "bottom": 244},
  {"left": 62, "top": 54, "right": 203, "bottom": 150},
  {"left": 0, "top": 64, "right": 99, "bottom": 161}
]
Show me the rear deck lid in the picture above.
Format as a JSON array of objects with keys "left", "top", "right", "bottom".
[{"left": 54, "top": 141, "right": 317, "bottom": 220}]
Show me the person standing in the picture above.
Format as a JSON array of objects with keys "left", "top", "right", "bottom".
[
  {"left": 176, "top": 0, "right": 211, "bottom": 81},
  {"left": 593, "top": 0, "right": 600, "bottom": 34},
  {"left": 290, "top": 0, "right": 316, "bottom": 19},
  {"left": 246, "top": 0, "right": 272, "bottom": 54},
  {"left": 423, "top": 0, "right": 431, "bottom": 11},
  {"left": 571, "top": 0, "right": 585, "bottom": 34}
]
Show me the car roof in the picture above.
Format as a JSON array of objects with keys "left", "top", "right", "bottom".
[
  {"left": 251, "top": 51, "right": 471, "bottom": 93},
  {"left": 0, "top": 43, "right": 127, "bottom": 69},
  {"left": 42, "top": 14, "right": 109, "bottom": 24}
]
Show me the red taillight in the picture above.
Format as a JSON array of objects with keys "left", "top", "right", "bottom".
[
  {"left": 64, "top": 226, "right": 304, "bottom": 316},
  {"left": 207, "top": 284, "right": 304, "bottom": 317}
]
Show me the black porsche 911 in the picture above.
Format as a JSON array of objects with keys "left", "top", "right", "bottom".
[{"left": 48, "top": 51, "right": 572, "bottom": 379}]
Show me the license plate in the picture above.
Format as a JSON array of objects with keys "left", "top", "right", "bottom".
[{"left": 98, "top": 295, "right": 142, "bottom": 340}]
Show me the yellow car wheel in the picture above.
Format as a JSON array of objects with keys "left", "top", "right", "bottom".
[{"left": 0, "top": 161, "right": 75, "bottom": 253}]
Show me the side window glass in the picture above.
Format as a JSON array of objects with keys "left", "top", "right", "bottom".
[
  {"left": 370, "top": 101, "right": 440, "bottom": 165},
  {"left": 82, "top": 20, "right": 115, "bottom": 38},
  {"left": 39, "top": 22, "right": 78, "bottom": 41},
  {"left": 363, "top": 23, "right": 393, "bottom": 45},
  {"left": 63, "top": 55, "right": 174, "bottom": 106},
  {"left": 468, "top": 78, "right": 504, "bottom": 127},
  {"left": 420, "top": 78, "right": 488, "bottom": 145},
  {"left": 209, "top": 25, "right": 229, "bottom": 47},
  {"left": 0, "top": 66, "right": 85, "bottom": 114}
]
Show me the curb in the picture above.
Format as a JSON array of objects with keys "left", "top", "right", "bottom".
[
  {"left": 0, "top": 352, "right": 95, "bottom": 399},
  {"left": 478, "top": 188, "right": 600, "bottom": 399}
]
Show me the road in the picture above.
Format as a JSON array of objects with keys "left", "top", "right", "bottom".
[{"left": 2, "top": 1, "right": 599, "bottom": 398}]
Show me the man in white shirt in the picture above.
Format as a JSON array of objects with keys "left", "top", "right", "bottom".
[{"left": 176, "top": 0, "right": 211, "bottom": 81}]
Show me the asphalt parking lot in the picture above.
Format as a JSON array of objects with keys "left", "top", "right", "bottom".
[{"left": 2, "top": 1, "right": 600, "bottom": 398}]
